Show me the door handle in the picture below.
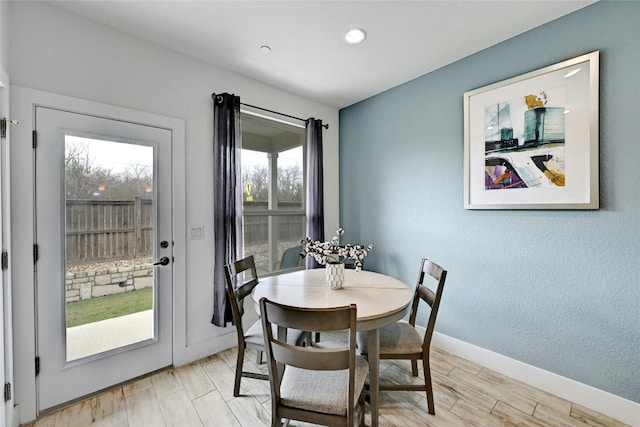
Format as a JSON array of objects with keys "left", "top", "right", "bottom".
[{"left": 153, "top": 256, "right": 170, "bottom": 266}]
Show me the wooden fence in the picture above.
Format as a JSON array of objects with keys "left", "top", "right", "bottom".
[
  {"left": 66, "top": 199, "right": 304, "bottom": 265},
  {"left": 242, "top": 201, "right": 305, "bottom": 245},
  {"left": 66, "top": 197, "right": 152, "bottom": 265}
]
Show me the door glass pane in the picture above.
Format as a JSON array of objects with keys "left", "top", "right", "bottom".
[{"left": 64, "top": 136, "right": 155, "bottom": 362}]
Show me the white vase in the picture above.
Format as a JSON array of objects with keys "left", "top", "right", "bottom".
[{"left": 325, "top": 262, "right": 345, "bottom": 290}]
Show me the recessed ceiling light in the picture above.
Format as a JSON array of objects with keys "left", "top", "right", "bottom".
[
  {"left": 260, "top": 45, "right": 271, "bottom": 53},
  {"left": 345, "top": 28, "right": 367, "bottom": 45}
]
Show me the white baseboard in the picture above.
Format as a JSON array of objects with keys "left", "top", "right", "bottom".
[{"left": 431, "top": 332, "right": 639, "bottom": 426}]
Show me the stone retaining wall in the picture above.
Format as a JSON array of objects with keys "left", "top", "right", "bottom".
[
  {"left": 65, "top": 264, "right": 153, "bottom": 303},
  {"left": 65, "top": 240, "right": 303, "bottom": 303}
]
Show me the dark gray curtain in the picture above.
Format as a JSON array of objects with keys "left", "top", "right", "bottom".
[
  {"left": 305, "top": 118, "right": 325, "bottom": 269},
  {"left": 211, "top": 93, "right": 243, "bottom": 326}
]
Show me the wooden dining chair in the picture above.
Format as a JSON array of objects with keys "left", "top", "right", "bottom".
[
  {"left": 357, "top": 258, "right": 447, "bottom": 415},
  {"left": 224, "top": 255, "right": 309, "bottom": 397},
  {"left": 260, "top": 298, "right": 368, "bottom": 427}
]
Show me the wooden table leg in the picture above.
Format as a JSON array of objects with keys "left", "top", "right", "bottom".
[{"left": 368, "top": 328, "right": 380, "bottom": 427}]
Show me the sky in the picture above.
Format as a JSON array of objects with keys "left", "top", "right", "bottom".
[{"left": 65, "top": 135, "right": 154, "bottom": 174}]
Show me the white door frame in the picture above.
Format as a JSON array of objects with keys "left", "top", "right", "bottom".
[
  {"left": 10, "top": 86, "right": 185, "bottom": 423},
  {"left": 1, "top": 68, "right": 15, "bottom": 427}
]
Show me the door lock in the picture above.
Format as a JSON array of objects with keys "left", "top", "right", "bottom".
[{"left": 153, "top": 256, "right": 170, "bottom": 266}]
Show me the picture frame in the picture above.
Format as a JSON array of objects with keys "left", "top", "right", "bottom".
[{"left": 463, "top": 51, "right": 599, "bottom": 210}]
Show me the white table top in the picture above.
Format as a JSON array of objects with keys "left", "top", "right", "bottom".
[{"left": 253, "top": 268, "right": 413, "bottom": 329}]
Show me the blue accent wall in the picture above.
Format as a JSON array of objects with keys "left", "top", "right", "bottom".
[{"left": 339, "top": 1, "right": 639, "bottom": 402}]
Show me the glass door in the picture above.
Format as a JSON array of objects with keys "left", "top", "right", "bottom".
[{"left": 35, "top": 106, "right": 173, "bottom": 410}]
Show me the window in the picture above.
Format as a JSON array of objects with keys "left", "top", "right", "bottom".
[{"left": 241, "top": 114, "right": 305, "bottom": 274}]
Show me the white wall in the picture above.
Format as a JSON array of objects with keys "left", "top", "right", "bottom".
[
  {"left": 8, "top": 2, "right": 339, "bottom": 423},
  {"left": 0, "top": 1, "right": 8, "bottom": 68}
]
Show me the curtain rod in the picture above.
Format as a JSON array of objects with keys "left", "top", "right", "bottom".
[{"left": 240, "top": 102, "right": 329, "bottom": 129}]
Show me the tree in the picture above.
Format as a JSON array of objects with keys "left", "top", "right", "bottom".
[
  {"left": 277, "top": 164, "right": 303, "bottom": 203},
  {"left": 119, "top": 163, "right": 153, "bottom": 199},
  {"left": 242, "top": 164, "right": 269, "bottom": 203},
  {"left": 65, "top": 140, "right": 94, "bottom": 198},
  {"left": 65, "top": 140, "right": 153, "bottom": 200},
  {"left": 242, "top": 164, "right": 303, "bottom": 205}
]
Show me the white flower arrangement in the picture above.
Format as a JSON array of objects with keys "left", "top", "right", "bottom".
[{"left": 301, "top": 228, "right": 373, "bottom": 272}]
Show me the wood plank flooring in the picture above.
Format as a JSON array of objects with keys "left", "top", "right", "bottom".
[{"left": 22, "top": 341, "right": 629, "bottom": 427}]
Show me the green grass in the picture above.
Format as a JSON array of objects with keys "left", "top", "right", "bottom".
[{"left": 66, "top": 287, "right": 153, "bottom": 328}]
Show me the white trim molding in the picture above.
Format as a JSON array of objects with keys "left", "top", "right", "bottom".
[{"left": 432, "top": 332, "right": 639, "bottom": 426}]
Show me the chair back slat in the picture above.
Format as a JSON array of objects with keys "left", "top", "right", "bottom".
[
  {"left": 423, "top": 259, "right": 444, "bottom": 279},
  {"left": 271, "top": 341, "right": 349, "bottom": 370},
  {"left": 234, "top": 278, "right": 258, "bottom": 300},
  {"left": 418, "top": 284, "right": 436, "bottom": 307},
  {"left": 267, "top": 304, "right": 353, "bottom": 332},
  {"left": 233, "top": 255, "right": 258, "bottom": 274}
]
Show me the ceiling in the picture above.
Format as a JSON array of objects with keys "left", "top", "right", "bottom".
[{"left": 45, "top": 0, "right": 597, "bottom": 109}]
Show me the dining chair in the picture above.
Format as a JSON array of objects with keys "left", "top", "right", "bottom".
[
  {"left": 224, "top": 255, "right": 309, "bottom": 397},
  {"left": 357, "top": 258, "right": 446, "bottom": 415},
  {"left": 274, "top": 245, "right": 303, "bottom": 271},
  {"left": 260, "top": 298, "right": 368, "bottom": 427}
]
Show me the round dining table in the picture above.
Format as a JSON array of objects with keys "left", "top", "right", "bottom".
[{"left": 253, "top": 268, "right": 413, "bottom": 427}]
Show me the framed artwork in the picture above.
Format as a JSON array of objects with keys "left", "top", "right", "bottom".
[{"left": 463, "top": 51, "right": 599, "bottom": 209}]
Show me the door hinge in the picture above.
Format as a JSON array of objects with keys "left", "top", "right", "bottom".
[
  {"left": 35, "top": 357, "right": 40, "bottom": 377},
  {"left": 1, "top": 251, "right": 7, "bottom": 270},
  {"left": 33, "top": 244, "right": 39, "bottom": 264},
  {"left": 32, "top": 130, "right": 37, "bottom": 148},
  {"left": 3, "top": 383, "right": 10, "bottom": 402},
  {"left": 0, "top": 118, "right": 18, "bottom": 138}
]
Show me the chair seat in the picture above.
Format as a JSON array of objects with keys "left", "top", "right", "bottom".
[
  {"left": 357, "top": 321, "right": 423, "bottom": 355},
  {"left": 380, "top": 322, "right": 423, "bottom": 354},
  {"left": 280, "top": 356, "right": 369, "bottom": 416},
  {"left": 244, "top": 320, "right": 307, "bottom": 346}
]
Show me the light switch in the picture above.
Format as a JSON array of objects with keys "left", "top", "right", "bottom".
[{"left": 189, "top": 225, "right": 204, "bottom": 240}]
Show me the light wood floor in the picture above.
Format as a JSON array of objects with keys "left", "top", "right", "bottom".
[{"left": 22, "top": 341, "right": 629, "bottom": 427}]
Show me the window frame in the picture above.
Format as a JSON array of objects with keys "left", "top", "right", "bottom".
[{"left": 240, "top": 111, "right": 306, "bottom": 276}]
